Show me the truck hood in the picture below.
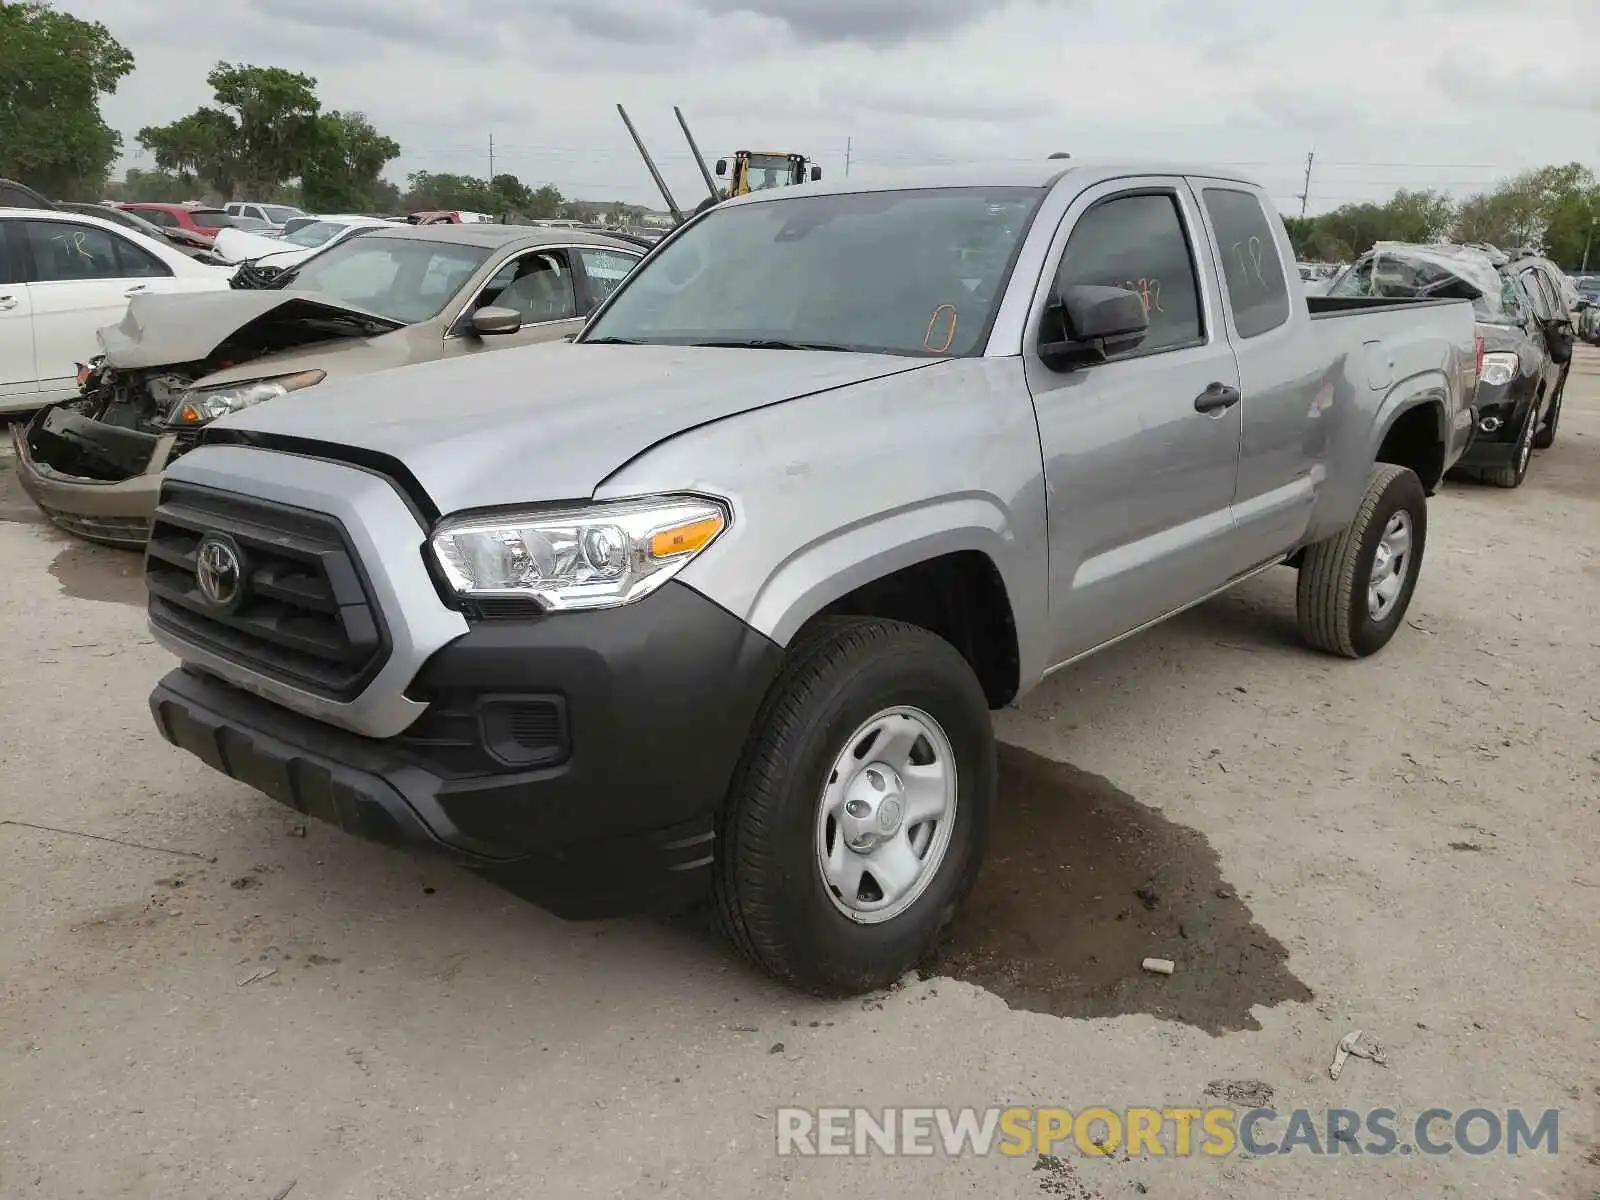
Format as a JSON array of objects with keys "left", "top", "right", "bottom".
[
  {"left": 210, "top": 342, "right": 944, "bottom": 513},
  {"left": 97, "top": 290, "right": 404, "bottom": 370}
]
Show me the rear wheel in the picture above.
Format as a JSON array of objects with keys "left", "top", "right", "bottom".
[
  {"left": 1296, "top": 463, "right": 1427, "bottom": 658},
  {"left": 713, "top": 617, "right": 995, "bottom": 995}
]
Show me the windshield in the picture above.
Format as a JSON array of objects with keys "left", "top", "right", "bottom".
[
  {"left": 286, "top": 236, "right": 490, "bottom": 324},
  {"left": 263, "top": 205, "right": 304, "bottom": 224},
  {"left": 189, "top": 211, "right": 235, "bottom": 229},
  {"left": 1328, "top": 248, "right": 1526, "bottom": 324},
  {"left": 284, "top": 220, "right": 350, "bottom": 248},
  {"left": 583, "top": 186, "right": 1044, "bottom": 357},
  {"left": 744, "top": 154, "right": 796, "bottom": 191}
]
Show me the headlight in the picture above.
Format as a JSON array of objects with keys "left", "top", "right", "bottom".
[
  {"left": 1478, "top": 352, "right": 1518, "bottom": 388},
  {"left": 167, "top": 369, "right": 326, "bottom": 427},
  {"left": 429, "top": 495, "right": 729, "bottom": 612}
]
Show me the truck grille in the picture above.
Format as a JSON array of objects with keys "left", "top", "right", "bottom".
[{"left": 145, "top": 481, "right": 389, "bottom": 701}]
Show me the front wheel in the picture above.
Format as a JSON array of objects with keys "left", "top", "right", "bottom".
[
  {"left": 1296, "top": 463, "right": 1427, "bottom": 658},
  {"left": 713, "top": 617, "right": 995, "bottom": 995},
  {"left": 1533, "top": 382, "right": 1564, "bottom": 450},
  {"left": 1482, "top": 404, "right": 1537, "bottom": 488}
]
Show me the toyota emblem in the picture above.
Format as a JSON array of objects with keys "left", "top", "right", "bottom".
[{"left": 195, "top": 534, "right": 246, "bottom": 610}]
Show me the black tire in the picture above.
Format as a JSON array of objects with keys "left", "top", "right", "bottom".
[
  {"left": 1532, "top": 382, "right": 1563, "bottom": 450},
  {"left": 1296, "top": 463, "right": 1427, "bottom": 658},
  {"left": 1482, "top": 404, "right": 1537, "bottom": 488},
  {"left": 713, "top": 617, "right": 995, "bottom": 996}
]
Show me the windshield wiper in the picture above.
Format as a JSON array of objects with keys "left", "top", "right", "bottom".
[
  {"left": 582, "top": 336, "right": 648, "bottom": 345},
  {"left": 685, "top": 338, "right": 854, "bottom": 352}
]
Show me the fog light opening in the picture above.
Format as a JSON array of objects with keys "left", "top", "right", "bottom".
[{"left": 1478, "top": 415, "right": 1502, "bottom": 434}]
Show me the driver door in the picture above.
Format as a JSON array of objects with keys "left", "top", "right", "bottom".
[{"left": 440, "top": 248, "right": 587, "bottom": 358}]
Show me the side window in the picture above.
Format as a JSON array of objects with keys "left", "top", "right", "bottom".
[
  {"left": 23, "top": 221, "right": 122, "bottom": 281},
  {"left": 1203, "top": 187, "right": 1290, "bottom": 338},
  {"left": 112, "top": 234, "right": 173, "bottom": 278},
  {"left": 1519, "top": 269, "right": 1553, "bottom": 320},
  {"left": 483, "top": 251, "right": 576, "bottom": 322},
  {"left": 1534, "top": 268, "right": 1568, "bottom": 319},
  {"left": 0, "top": 224, "right": 14, "bottom": 286},
  {"left": 1053, "top": 192, "right": 1203, "bottom": 355},
  {"left": 578, "top": 247, "right": 641, "bottom": 304}
]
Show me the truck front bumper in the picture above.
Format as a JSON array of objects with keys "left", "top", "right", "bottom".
[{"left": 150, "top": 581, "right": 785, "bottom": 918}]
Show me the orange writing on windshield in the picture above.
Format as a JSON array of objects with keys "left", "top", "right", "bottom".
[{"left": 925, "top": 304, "right": 958, "bottom": 353}]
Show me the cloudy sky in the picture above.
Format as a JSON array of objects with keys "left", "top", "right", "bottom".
[{"left": 87, "top": 0, "right": 1596, "bottom": 212}]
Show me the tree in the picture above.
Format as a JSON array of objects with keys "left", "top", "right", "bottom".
[
  {"left": 138, "top": 62, "right": 323, "bottom": 200},
  {"left": 0, "top": 1, "right": 134, "bottom": 197},
  {"left": 301, "top": 111, "right": 400, "bottom": 212},
  {"left": 104, "top": 167, "right": 196, "bottom": 203},
  {"left": 401, "top": 171, "right": 563, "bottom": 218}
]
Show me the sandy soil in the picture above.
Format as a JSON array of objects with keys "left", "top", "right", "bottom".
[{"left": 2, "top": 350, "right": 1598, "bottom": 1199}]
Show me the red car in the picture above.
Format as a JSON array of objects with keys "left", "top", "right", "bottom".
[{"left": 116, "top": 203, "right": 238, "bottom": 244}]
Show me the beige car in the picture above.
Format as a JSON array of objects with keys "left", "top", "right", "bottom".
[{"left": 13, "top": 223, "right": 648, "bottom": 546}]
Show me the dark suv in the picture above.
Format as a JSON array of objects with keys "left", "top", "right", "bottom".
[{"left": 1329, "top": 243, "right": 1574, "bottom": 489}]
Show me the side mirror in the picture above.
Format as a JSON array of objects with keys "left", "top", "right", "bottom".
[
  {"left": 471, "top": 305, "right": 522, "bottom": 336},
  {"left": 809, "top": 165, "right": 822, "bottom": 182},
  {"left": 715, "top": 159, "right": 727, "bottom": 177},
  {"left": 1038, "top": 284, "right": 1149, "bottom": 370},
  {"left": 1573, "top": 298, "right": 1591, "bottom": 312}
]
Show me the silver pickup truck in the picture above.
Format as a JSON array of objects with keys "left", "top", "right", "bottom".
[{"left": 142, "top": 162, "right": 1477, "bottom": 995}]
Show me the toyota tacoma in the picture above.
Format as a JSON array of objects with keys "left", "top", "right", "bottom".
[{"left": 142, "top": 162, "right": 1478, "bottom": 995}]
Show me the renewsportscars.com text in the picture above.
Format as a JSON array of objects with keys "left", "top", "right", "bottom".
[{"left": 775, "top": 1106, "right": 1561, "bottom": 1158}]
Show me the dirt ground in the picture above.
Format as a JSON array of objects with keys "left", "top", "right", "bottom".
[{"left": 2, "top": 352, "right": 1598, "bottom": 1199}]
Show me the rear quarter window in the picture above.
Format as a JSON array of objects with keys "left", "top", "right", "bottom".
[{"left": 1202, "top": 187, "right": 1290, "bottom": 338}]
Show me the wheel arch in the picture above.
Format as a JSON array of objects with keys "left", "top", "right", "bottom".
[
  {"left": 1371, "top": 376, "right": 1450, "bottom": 493},
  {"left": 747, "top": 500, "right": 1024, "bottom": 708}
]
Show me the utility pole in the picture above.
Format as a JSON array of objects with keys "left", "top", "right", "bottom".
[
  {"left": 1297, "top": 149, "right": 1315, "bottom": 219},
  {"left": 1583, "top": 215, "right": 1595, "bottom": 273},
  {"left": 844, "top": 137, "right": 852, "bottom": 177},
  {"left": 488, "top": 133, "right": 495, "bottom": 181}
]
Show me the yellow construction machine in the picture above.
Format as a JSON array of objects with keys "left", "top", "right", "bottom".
[{"left": 616, "top": 105, "right": 820, "bottom": 223}]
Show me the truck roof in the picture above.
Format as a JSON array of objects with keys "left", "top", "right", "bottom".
[{"left": 731, "top": 159, "right": 1266, "bottom": 201}]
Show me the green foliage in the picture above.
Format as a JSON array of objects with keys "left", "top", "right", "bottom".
[
  {"left": 103, "top": 167, "right": 195, "bottom": 203},
  {"left": 399, "top": 171, "right": 565, "bottom": 219},
  {"left": 0, "top": 1, "right": 134, "bottom": 198},
  {"left": 1289, "top": 164, "right": 1599, "bottom": 269},
  {"left": 137, "top": 62, "right": 322, "bottom": 200},
  {"left": 301, "top": 111, "right": 400, "bottom": 211}
]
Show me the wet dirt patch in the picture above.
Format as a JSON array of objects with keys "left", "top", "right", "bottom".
[
  {"left": 927, "top": 745, "right": 1312, "bottom": 1035},
  {"left": 49, "top": 540, "right": 144, "bottom": 606}
]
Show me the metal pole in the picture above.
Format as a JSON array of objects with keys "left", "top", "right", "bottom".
[
  {"left": 1298, "top": 149, "right": 1314, "bottom": 219},
  {"left": 845, "top": 137, "right": 852, "bottom": 177},
  {"left": 1583, "top": 217, "right": 1595, "bottom": 273},
  {"left": 673, "top": 106, "right": 720, "bottom": 202},
  {"left": 616, "top": 104, "right": 684, "bottom": 224},
  {"left": 488, "top": 134, "right": 494, "bottom": 180}
]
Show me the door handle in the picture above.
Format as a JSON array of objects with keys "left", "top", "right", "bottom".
[
  {"left": 124, "top": 284, "right": 149, "bottom": 296},
  {"left": 1194, "top": 382, "right": 1242, "bottom": 414},
  {"left": 0, "top": 295, "right": 17, "bottom": 311}
]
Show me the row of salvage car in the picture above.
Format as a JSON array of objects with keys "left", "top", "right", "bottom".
[
  {"left": 5, "top": 208, "right": 1593, "bottom": 548},
  {"left": 6, "top": 205, "right": 647, "bottom": 545},
  {"left": 1327, "top": 241, "right": 1584, "bottom": 489}
]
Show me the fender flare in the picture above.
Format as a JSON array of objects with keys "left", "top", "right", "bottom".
[{"left": 744, "top": 494, "right": 1021, "bottom": 650}]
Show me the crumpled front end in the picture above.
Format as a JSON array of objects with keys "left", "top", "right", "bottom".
[{"left": 13, "top": 362, "right": 202, "bottom": 548}]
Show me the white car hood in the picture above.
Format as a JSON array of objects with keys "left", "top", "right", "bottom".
[{"left": 213, "top": 226, "right": 311, "bottom": 266}]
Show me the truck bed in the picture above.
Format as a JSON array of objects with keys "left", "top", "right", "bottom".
[{"left": 1306, "top": 294, "right": 1471, "bottom": 318}]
